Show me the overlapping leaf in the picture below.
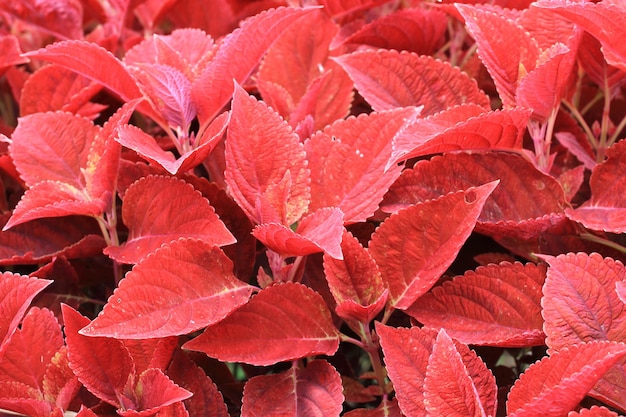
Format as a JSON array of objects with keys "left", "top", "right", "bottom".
[
  {"left": 252, "top": 207, "right": 344, "bottom": 260},
  {"left": 0, "top": 0, "right": 83, "bottom": 41},
  {"left": 183, "top": 282, "right": 340, "bottom": 366},
  {"left": 225, "top": 83, "right": 310, "bottom": 226},
  {"left": 323, "top": 230, "right": 387, "bottom": 323},
  {"left": 83, "top": 239, "right": 253, "bottom": 339},
  {"left": 241, "top": 360, "right": 343, "bottom": 417},
  {"left": 0, "top": 35, "right": 27, "bottom": 74},
  {"left": 104, "top": 175, "right": 235, "bottom": 264},
  {"left": 566, "top": 140, "right": 626, "bottom": 233},
  {"left": 568, "top": 406, "right": 623, "bottom": 417},
  {"left": 507, "top": 341, "right": 626, "bottom": 417},
  {"left": 319, "top": 0, "right": 395, "bottom": 19},
  {"left": 369, "top": 182, "right": 497, "bottom": 310},
  {"left": 381, "top": 151, "right": 569, "bottom": 239},
  {"left": 390, "top": 106, "right": 530, "bottom": 164},
  {"left": 334, "top": 49, "right": 490, "bottom": 115},
  {"left": 424, "top": 329, "right": 497, "bottom": 417},
  {"left": 304, "top": 107, "right": 419, "bottom": 223},
  {"left": 191, "top": 6, "right": 318, "bottom": 126},
  {"left": 407, "top": 262, "right": 546, "bottom": 347}
]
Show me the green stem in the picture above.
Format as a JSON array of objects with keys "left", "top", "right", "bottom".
[
  {"left": 561, "top": 99, "right": 598, "bottom": 150},
  {"left": 580, "top": 232, "right": 626, "bottom": 255}
]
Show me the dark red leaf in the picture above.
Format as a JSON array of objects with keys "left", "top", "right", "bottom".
[
  {"left": 0, "top": 273, "right": 51, "bottom": 357},
  {"left": 62, "top": 304, "right": 134, "bottom": 407},
  {"left": 390, "top": 107, "right": 530, "bottom": 164},
  {"left": 304, "top": 107, "right": 419, "bottom": 223},
  {"left": 369, "top": 182, "right": 497, "bottom": 310},
  {"left": 84, "top": 239, "right": 253, "bottom": 338},
  {"left": 241, "top": 360, "right": 343, "bottom": 417},
  {"left": 191, "top": 6, "right": 318, "bottom": 126},
  {"left": 342, "top": 398, "right": 402, "bottom": 417},
  {"left": 424, "top": 329, "right": 497, "bottom": 417},
  {"left": 225, "top": 83, "right": 310, "bottom": 226},
  {"left": 323, "top": 231, "right": 387, "bottom": 323},
  {"left": 104, "top": 175, "right": 235, "bottom": 264},
  {"left": 253, "top": 207, "right": 344, "bottom": 259},
  {"left": 566, "top": 140, "right": 626, "bottom": 233},
  {"left": 333, "top": 49, "right": 490, "bottom": 115},
  {"left": 456, "top": 3, "right": 540, "bottom": 108},
  {"left": 25, "top": 40, "right": 142, "bottom": 103},
  {"left": 376, "top": 324, "right": 438, "bottom": 417},
  {"left": 407, "top": 262, "right": 546, "bottom": 347},
  {"left": 183, "top": 282, "right": 340, "bottom": 366},
  {"left": 507, "top": 341, "right": 626, "bottom": 417}
]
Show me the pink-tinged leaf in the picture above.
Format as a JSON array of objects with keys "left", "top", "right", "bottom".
[
  {"left": 0, "top": 273, "right": 51, "bottom": 356},
  {"left": 62, "top": 304, "right": 134, "bottom": 407},
  {"left": 456, "top": 4, "right": 540, "bottom": 108},
  {"left": 304, "top": 107, "right": 419, "bottom": 223},
  {"left": 323, "top": 231, "right": 387, "bottom": 323},
  {"left": 0, "top": 214, "right": 105, "bottom": 266},
  {"left": 104, "top": 175, "right": 235, "bottom": 264},
  {"left": 318, "top": 0, "right": 391, "bottom": 19},
  {"left": 333, "top": 49, "right": 490, "bottom": 115},
  {"left": 577, "top": 32, "right": 626, "bottom": 95},
  {"left": 116, "top": 111, "right": 229, "bottom": 175},
  {"left": 241, "top": 360, "right": 343, "bottom": 417},
  {"left": 568, "top": 406, "right": 623, "bottom": 417},
  {"left": 130, "top": 64, "right": 196, "bottom": 130},
  {"left": 25, "top": 40, "right": 142, "bottom": 102},
  {"left": 376, "top": 324, "right": 438, "bottom": 417},
  {"left": 118, "top": 368, "right": 192, "bottom": 417},
  {"left": 83, "top": 239, "right": 253, "bottom": 338},
  {"left": 343, "top": 398, "right": 402, "bottom": 417},
  {"left": 167, "top": 351, "right": 229, "bottom": 417},
  {"left": 541, "top": 252, "right": 626, "bottom": 412},
  {"left": 407, "top": 262, "right": 546, "bottom": 347},
  {"left": 253, "top": 207, "right": 344, "bottom": 259},
  {"left": 0, "top": 307, "right": 63, "bottom": 389},
  {"left": 566, "top": 140, "right": 626, "bottom": 233},
  {"left": 184, "top": 282, "right": 340, "bottom": 366},
  {"left": 370, "top": 182, "right": 497, "bottom": 310},
  {"left": 340, "top": 8, "right": 448, "bottom": 55},
  {"left": 20, "top": 65, "right": 104, "bottom": 118},
  {"left": 424, "top": 329, "right": 497, "bottom": 417},
  {"left": 517, "top": 42, "right": 577, "bottom": 121},
  {"left": 537, "top": 0, "right": 626, "bottom": 72},
  {"left": 390, "top": 107, "right": 530, "bottom": 164},
  {"left": 381, "top": 152, "right": 569, "bottom": 240},
  {"left": 617, "top": 281, "right": 626, "bottom": 306},
  {"left": 192, "top": 6, "right": 318, "bottom": 126},
  {"left": 225, "top": 83, "right": 310, "bottom": 226},
  {"left": 507, "top": 341, "right": 626, "bottom": 417},
  {"left": 0, "top": 0, "right": 83, "bottom": 40}
]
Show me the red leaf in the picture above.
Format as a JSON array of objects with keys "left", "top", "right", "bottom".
[
  {"left": 323, "top": 231, "right": 387, "bottom": 323},
  {"left": 225, "top": 83, "right": 310, "bottom": 226},
  {"left": 381, "top": 152, "right": 569, "bottom": 240},
  {"left": 62, "top": 304, "right": 134, "bottom": 407},
  {"left": 318, "top": 0, "right": 391, "bottom": 19},
  {"left": 333, "top": 49, "right": 490, "bottom": 115},
  {"left": 568, "top": 406, "right": 623, "bottom": 417},
  {"left": 407, "top": 262, "right": 546, "bottom": 347},
  {"left": 541, "top": 252, "right": 626, "bottom": 412},
  {"left": 507, "top": 341, "right": 626, "bottom": 417},
  {"left": 116, "top": 111, "right": 229, "bottom": 175},
  {"left": 0, "top": 0, "right": 83, "bottom": 40},
  {"left": 25, "top": 40, "right": 142, "bottom": 103},
  {"left": 339, "top": 8, "right": 448, "bottom": 55},
  {"left": 192, "top": 6, "right": 318, "bottom": 126},
  {"left": 537, "top": 0, "right": 626, "bottom": 72},
  {"left": 566, "top": 140, "right": 626, "bottom": 233},
  {"left": 253, "top": 207, "right": 344, "bottom": 260},
  {"left": 369, "top": 182, "right": 497, "bottom": 310},
  {"left": 83, "top": 239, "right": 253, "bottom": 338},
  {"left": 241, "top": 360, "right": 343, "bottom": 417},
  {"left": 304, "top": 107, "right": 419, "bottom": 223},
  {"left": 456, "top": 4, "right": 540, "bottom": 108},
  {"left": 104, "top": 176, "right": 235, "bottom": 264},
  {"left": 0, "top": 35, "right": 28, "bottom": 73},
  {"left": 424, "top": 329, "right": 497, "bottom": 417},
  {"left": 376, "top": 324, "right": 438, "bottom": 417},
  {"left": 0, "top": 273, "right": 51, "bottom": 356},
  {"left": 183, "top": 282, "right": 340, "bottom": 366},
  {"left": 390, "top": 107, "right": 530, "bottom": 164}
]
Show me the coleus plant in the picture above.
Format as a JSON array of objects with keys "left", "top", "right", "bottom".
[{"left": 1, "top": 0, "right": 626, "bottom": 416}]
